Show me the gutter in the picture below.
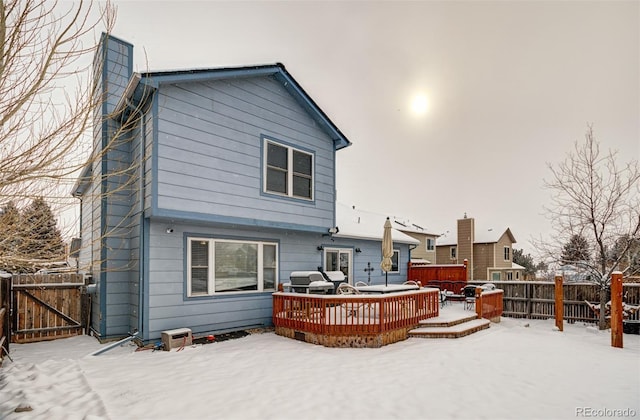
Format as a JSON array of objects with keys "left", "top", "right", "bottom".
[{"left": 114, "top": 73, "right": 142, "bottom": 116}]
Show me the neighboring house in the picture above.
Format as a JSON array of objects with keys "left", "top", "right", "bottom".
[
  {"left": 435, "top": 214, "right": 523, "bottom": 281},
  {"left": 392, "top": 217, "right": 439, "bottom": 264},
  {"left": 334, "top": 203, "right": 420, "bottom": 283},
  {"left": 558, "top": 264, "right": 592, "bottom": 283},
  {"left": 73, "top": 34, "right": 416, "bottom": 342}
]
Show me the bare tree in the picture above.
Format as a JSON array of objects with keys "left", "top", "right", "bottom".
[
  {"left": 0, "top": 0, "right": 124, "bottom": 270},
  {"left": 542, "top": 126, "right": 640, "bottom": 329}
]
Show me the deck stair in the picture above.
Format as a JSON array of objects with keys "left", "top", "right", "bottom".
[{"left": 409, "top": 311, "right": 490, "bottom": 339}]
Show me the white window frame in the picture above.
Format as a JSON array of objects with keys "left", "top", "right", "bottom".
[
  {"left": 390, "top": 249, "right": 400, "bottom": 273},
  {"left": 504, "top": 246, "right": 510, "bottom": 261},
  {"left": 187, "top": 237, "right": 278, "bottom": 297},
  {"left": 323, "top": 247, "right": 353, "bottom": 284},
  {"left": 426, "top": 238, "right": 435, "bottom": 251},
  {"left": 450, "top": 246, "right": 457, "bottom": 260},
  {"left": 263, "top": 138, "right": 314, "bottom": 200}
]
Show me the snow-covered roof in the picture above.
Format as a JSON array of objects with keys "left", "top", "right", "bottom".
[
  {"left": 436, "top": 226, "right": 516, "bottom": 246},
  {"left": 435, "top": 230, "right": 459, "bottom": 246},
  {"left": 410, "top": 258, "right": 432, "bottom": 264},
  {"left": 391, "top": 217, "right": 439, "bottom": 237},
  {"left": 511, "top": 262, "right": 525, "bottom": 270},
  {"left": 335, "top": 203, "right": 419, "bottom": 245}
]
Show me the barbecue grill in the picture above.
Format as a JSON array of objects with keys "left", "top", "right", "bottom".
[
  {"left": 289, "top": 271, "right": 334, "bottom": 294},
  {"left": 322, "top": 270, "right": 347, "bottom": 293}
]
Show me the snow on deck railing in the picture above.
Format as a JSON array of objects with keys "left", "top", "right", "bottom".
[
  {"left": 272, "top": 288, "right": 439, "bottom": 336},
  {"left": 476, "top": 288, "right": 504, "bottom": 321}
]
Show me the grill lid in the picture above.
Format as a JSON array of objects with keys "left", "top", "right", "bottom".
[{"left": 323, "top": 271, "right": 346, "bottom": 281}]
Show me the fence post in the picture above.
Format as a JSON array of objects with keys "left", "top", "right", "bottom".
[
  {"left": 526, "top": 282, "right": 532, "bottom": 319},
  {"left": 475, "top": 287, "right": 483, "bottom": 319},
  {"left": 611, "top": 271, "right": 623, "bottom": 348},
  {"left": 554, "top": 275, "right": 563, "bottom": 331}
]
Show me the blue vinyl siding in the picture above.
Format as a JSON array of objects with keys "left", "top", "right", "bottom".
[
  {"left": 142, "top": 221, "right": 411, "bottom": 340},
  {"left": 144, "top": 221, "right": 323, "bottom": 338},
  {"left": 81, "top": 35, "right": 360, "bottom": 341},
  {"left": 94, "top": 35, "right": 135, "bottom": 338},
  {"left": 153, "top": 76, "right": 336, "bottom": 230}
]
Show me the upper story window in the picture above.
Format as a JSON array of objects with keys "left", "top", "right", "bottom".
[
  {"left": 450, "top": 246, "right": 457, "bottom": 260},
  {"left": 504, "top": 246, "right": 510, "bottom": 261},
  {"left": 187, "top": 237, "right": 278, "bottom": 297},
  {"left": 264, "top": 138, "right": 314, "bottom": 200},
  {"left": 426, "top": 238, "right": 435, "bottom": 251}
]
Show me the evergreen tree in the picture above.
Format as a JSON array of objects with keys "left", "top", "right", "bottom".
[
  {"left": 560, "top": 234, "right": 590, "bottom": 264},
  {"left": 0, "top": 201, "right": 22, "bottom": 255},
  {"left": 512, "top": 248, "right": 538, "bottom": 279},
  {"left": 18, "top": 197, "right": 65, "bottom": 261},
  {"left": 610, "top": 234, "right": 640, "bottom": 275}
]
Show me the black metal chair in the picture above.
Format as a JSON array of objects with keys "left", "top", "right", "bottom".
[{"left": 463, "top": 285, "right": 477, "bottom": 310}]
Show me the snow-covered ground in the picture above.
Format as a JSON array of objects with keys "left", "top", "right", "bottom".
[{"left": 1, "top": 302, "right": 638, "bottom": 420}]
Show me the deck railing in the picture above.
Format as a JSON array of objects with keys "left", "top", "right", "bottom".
[
  {"left": 273, "top": 288, "right": 440, "bottom": 338},
  {"left": 476, "top": 288, "right": 504, "bottom": 321}
]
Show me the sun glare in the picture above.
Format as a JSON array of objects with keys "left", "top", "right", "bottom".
[{"left": 410, "top": 93, "right": 429, "bottom": 116}]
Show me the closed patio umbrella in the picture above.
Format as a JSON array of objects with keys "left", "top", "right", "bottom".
[{"left": 380, "top": 217, "right": 393, "bottom": 287}]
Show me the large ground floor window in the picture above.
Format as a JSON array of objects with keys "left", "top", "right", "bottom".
[{"left": 187, "top": 237, "right": 278, "bottom": 296}]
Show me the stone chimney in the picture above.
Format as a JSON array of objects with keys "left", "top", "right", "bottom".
[{"left": 457, "top": 214, "right": 474, "bottom": 280}]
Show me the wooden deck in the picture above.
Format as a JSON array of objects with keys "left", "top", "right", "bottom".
[{"left": 273, "top": 288, "right": 440, "bottom": 347}]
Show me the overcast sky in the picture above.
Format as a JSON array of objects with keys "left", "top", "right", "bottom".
[{"left": 104, "top": 0, "right": 639, "bottom": 256}]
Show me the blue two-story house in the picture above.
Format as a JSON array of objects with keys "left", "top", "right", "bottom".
[{"left": 73, "top": 34, "right": 417, "bottom": 342}]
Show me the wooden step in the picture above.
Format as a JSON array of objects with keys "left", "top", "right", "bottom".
[
  {"left": 418, "top": 312, "right": 478, "bottom": 328},
  {"left": 409, "top": 318, "right": 491, "bottom": 339}
]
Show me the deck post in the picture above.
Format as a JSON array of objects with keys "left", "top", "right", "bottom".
[
  {"left": 475, "top": 287, "right": 483, "bottom": 319},
  {"left": 610, "top": 271, "right": 623, "bottom": 348},
  {"left": 554, "top": 275, "right": 563, "bottom": 331}
]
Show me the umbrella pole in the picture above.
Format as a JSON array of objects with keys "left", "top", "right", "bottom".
[{"left": 385, "top": 272, "right": 388, "bottom": 287}]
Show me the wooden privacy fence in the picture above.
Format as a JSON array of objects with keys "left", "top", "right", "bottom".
[
  {"left": 11, "top": 273, "right": 90, "bottom": 343},
  {"left": 469, "top": 280, "right": 640, "bottom": 323},
  {"left": 273, "top": 288, "right": 440, "bottom": 347},
  {"left": 408, "top": 260, "right": 468, "bottom": 294}
]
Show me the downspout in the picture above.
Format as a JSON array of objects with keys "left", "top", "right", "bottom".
[
  {"left": 138, "top": 111, "right": 146, "bottom": 339},
  {"left": 408, "top": 244, "right": 417, "bottom": 280},
  {"left": 408, "top": 243, "right": 417, "bottom": 258},
  {"left": 77, "top": 197, "right": 82, "bottom": 272}
]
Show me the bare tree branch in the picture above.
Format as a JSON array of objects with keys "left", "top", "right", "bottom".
[{"left": 538, "top": 125, "right": 640, "bottom": 329}]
